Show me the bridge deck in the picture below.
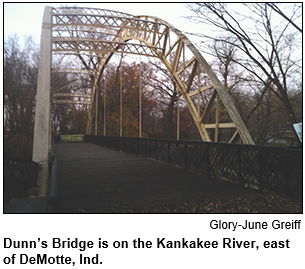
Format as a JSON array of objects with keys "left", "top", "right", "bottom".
[{"left": 54, "top": 142, "right": 258, "bottom": 213}]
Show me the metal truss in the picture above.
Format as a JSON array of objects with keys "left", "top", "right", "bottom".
[
  {"left": 52, "top": 37, "right": 162, "bottom": 57},
  {"left": 52, "top": 68, "right": 96, "bottom": 75},
  {"left": 50, "top": 6, "right": 254, "bottom": 144},
  {"left": 53, "top": 93, "right": 91, "bottom": 104}
]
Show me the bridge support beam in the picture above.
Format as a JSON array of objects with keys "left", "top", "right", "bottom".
[{"left": 32, "top": 6, "right": 52, "bottom": 197}]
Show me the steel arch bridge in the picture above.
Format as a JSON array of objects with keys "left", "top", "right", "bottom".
[{"left": 33, "top": 6, "right": 254, "bottom": 166}]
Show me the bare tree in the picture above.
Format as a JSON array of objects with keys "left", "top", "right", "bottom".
[
  {"left": 266, "top": 3, "right": 302, "bottom": 33},
  {"left": 186, "top": 3, "right": 302, "bottom": 144},
  {"left": 4, "top": 35, "right": 39, "bottom": 158},
  {"left": 145, "top": 59, "right": 179, "bottom": 138}
]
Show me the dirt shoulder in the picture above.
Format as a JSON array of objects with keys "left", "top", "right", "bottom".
[{"left": 74, "top": 190, "right": 302, "bottom": 214}]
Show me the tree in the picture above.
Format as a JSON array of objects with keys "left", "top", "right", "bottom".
[
  {"left": 266, "top": 3, "right": 302, "bottom": 33},
  {"left": 98, "top": 59, "right": 158, "bottom": 137},
  {"left": 144, "top": 59, "right": 179, "bottom": 138},
  {"left": 4, "top": 35, "right": 39, "bottom": 159},
  {"left": 187, "top": 3, "right": 302, "bottom": 145},
  {"left": 142, "top": 58, "right": 210, "bottom": 140}
]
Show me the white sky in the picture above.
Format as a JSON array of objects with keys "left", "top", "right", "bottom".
[
  {"left": 4, "top": 2, "right": 197, "bottom": 44},
  {"left": 3, "top": 2, "right": 302, "bottom": 63}
]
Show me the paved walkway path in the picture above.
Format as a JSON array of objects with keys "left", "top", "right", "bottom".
[{"left": 54, "top": 142, "right": 258, "bottom": 213}]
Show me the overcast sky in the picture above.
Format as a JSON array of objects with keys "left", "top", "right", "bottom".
[{"left": 4, "top": 2, "right": 197, "bottom": 44}]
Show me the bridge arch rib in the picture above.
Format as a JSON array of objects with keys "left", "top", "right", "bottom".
[{"left": 34, "top": 6, "right": 254, "bottom": 162}]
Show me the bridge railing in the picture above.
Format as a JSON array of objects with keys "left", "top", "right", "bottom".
[
  {"left": 84, "top": 135, "right": 302, "bottom": 200},
  {"left": 60, "top": 134, "right": 84, "bottom": 142},
  {"left": 4, "top": 156, "right": 39, "bottom": 202}
]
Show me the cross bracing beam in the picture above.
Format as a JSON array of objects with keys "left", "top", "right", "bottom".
[
  {"left": 188, "top": 84, "right": 214, "bottom": 97},
  {"left": 53, "top": 92, "right": 92, "bottom": 105},
  {"left": 52, "top": 25, "right": 118, "bottom": 37},
  {"left": 52, "top": 14, "right": 167, "bottom": 34},
  {"left": 53, "top": 100, "right": 91, "bottom": 104},
  {"left": 43, "top": 6, "right": 254, "bottom": 144},
  {"left": 52, "top": 68, "right": 96, "bottom": 75},
  {"left": 203, "top": 123, "right": 236, "bottom": 129},
  {"left": 53, "top": 93, "right": 91, "bottom": 98},
  {"left": 52, "top": 38, "right": 162, "bottom": 57},
  {"left": 52, "top": 7, "right": 134, "bottom": 18}
]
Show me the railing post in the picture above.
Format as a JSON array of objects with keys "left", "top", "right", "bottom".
[
  {"left": 258, "top": 150, "right": 264, "bottom": 191},
  {"left": 184, "top": 143, "right": 188, "bottom": 170},
  {"left": 205, "top": 145, "right": 210, "bottom": 173},
  {"left": 48, "top": 157, "right": 58, "bottom": 212},
  {"left": 282, "top": 149, "right": 290, "bottom": 196},
  {"left": 138, "top": 138, "right": 141, "bottom": 156},
  {"left": 155, "top": 140, "right": 158, "bottom": 161},
  {"left": 237, "top": 148, "right": 242, "bottom": 186},
  {"left": 145, "top": 139, "right": 147, "bottom": 158},
  {"left": 130, "top": 137, "right": 132, "bottom": 153},
  {"left": 195, "top": 144, "right": 198, "bottom": 170},
  {"left": 168, "top": 142, "right": 171, "bottom": 165}
]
